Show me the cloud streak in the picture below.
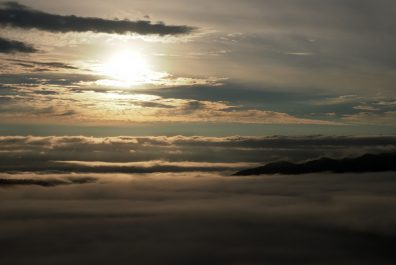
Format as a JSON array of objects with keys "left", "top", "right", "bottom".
[
  {"left": 5, "top": 58, "right": 78, "bottom": 70},
  {"left": 0, "top": 2, "right": 195, "bottom": 36},
  {"left": 0, "top": 176, "right": 97, "bottom": 187}
]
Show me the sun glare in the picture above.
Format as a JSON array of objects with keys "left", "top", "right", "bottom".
[{"left": 96, "top": 50, "right": 166, "bottom": 87}]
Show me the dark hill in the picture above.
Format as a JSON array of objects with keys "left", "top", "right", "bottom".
[{"left": 233, "top": 153, "right": 396, "bottom": 176}]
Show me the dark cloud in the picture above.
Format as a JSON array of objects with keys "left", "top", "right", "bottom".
[
  {"left": 0, "top": 36, "right": 37, "bottom": 53},
  {"left": 0, "top": 176, "right": 96, "bottom": 187},
  {"left": 234, "top": 152, "right": 396, "bottom": 176},
  {"left": 0, "top": 2, "right": 195, "bottom": 35}
]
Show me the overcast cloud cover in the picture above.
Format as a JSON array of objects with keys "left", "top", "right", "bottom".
[
  {"left": 0, "top": 0, "right": 396, "bottom": 133},
  {"left": 1, "top": 171, "right": 396, "bottom": 264}
]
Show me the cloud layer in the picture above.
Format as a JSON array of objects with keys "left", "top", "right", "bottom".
[
  {"left": 1, "top": 135, "right": 395, "bottom": 174},
  {"left": 0, "top": 1, "right": 195, "bottom": 35},
  {"left": 0, "top": 76, "right": 337, "bottom": 125},
  {"left": 1, "top": 171, "right": 396, "bottom": 264}
]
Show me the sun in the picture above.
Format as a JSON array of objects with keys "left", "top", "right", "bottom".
[
  {"left": 102, "top": 50, "right": 150, "bottom": 81},
  {"left": 96, "top": 50, "right": 166, "bottom": 87}
]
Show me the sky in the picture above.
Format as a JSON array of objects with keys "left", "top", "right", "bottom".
[
  {"left": 0, "top": 0, "right": 395, "bottom": 135},
  {"left": 1, "top": 1, "right": 396, "bottom": 264}
]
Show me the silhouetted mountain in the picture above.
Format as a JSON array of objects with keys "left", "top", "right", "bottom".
[{"left": 233, "top": 153, "right": 396, "bottom": 176}]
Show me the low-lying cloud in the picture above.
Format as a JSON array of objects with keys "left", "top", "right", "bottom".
[
  {"left": 0, "top": 135, "right": 395, "bottom": 174},
  {"left": 1, "top": 171, "right": 396, "bottom": 264}
]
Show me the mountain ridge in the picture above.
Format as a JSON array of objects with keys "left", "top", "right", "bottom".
[{"left": 233, "top": 153, "right": 396, "bottom": 176}]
